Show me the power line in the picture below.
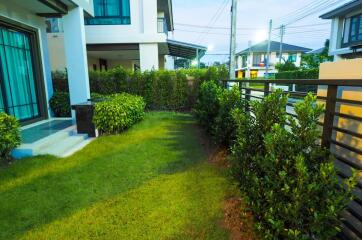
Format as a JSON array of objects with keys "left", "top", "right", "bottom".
[{"left": 195, "top": 0, "right": 230, "bottom": 44}]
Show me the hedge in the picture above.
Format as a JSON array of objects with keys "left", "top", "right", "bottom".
[
  {"left": 49, "top": 92, "right": 107, "bottom": 118},
  {"left": 51, "top": 66, "right": 228, "bottom": 111},
  {"left": 0, "top": 113, "right": 21, "bottom": 163},
  {"left": 275, "top": 69, "right": 319, "bottom": 80},
  {"left": 195, "top": 87, "right": 356, "bottom": 238},
  {"left": 275, "top": 69, "right": 319, "bottom": 93},
  {"left": 93, "top": 93, "right": 145, "bottom": 135}
]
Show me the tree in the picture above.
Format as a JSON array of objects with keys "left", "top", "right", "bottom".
[
  {"left": 301, "top": 39, "right": 333, "bottom": 69},
  {"left": 275, "top": 60, "right": 299, "bottom": 72}
]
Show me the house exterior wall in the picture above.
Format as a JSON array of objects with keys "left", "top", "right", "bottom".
[
  {"left": 47, "top": 33, "right": 67, "bottom": 71},
  {"left": 0, "top": 1, "right": 53, "bottom": 118},
  {"left": 85, "top": 0, "right": 167, "bottom": 45},
  {"left": 236, "top": 51, "right": 302, "bottom": 78}
]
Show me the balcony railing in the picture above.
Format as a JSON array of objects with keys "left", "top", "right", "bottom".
[
  {"left": 221, "top": 78, "right": 362, "bottom": 240},
  {"left": 157, "top": 18, "right": 168, "bottom": 34}
]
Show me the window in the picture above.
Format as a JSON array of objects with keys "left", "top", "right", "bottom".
[
  {"left": 0, "top": 26, "right": 40, "bottom": 121},
  {"left": 346, "top": 14, "right": 362, "bottom": 45},
  {"left": 288, "top": 54, "right": 297, "bottom": 63},
  {"left": 45, "top": 18, "right": 63, "bottom": 33},
  {"left": 85, "top": 0, "right": 131, "bottom": 25}
]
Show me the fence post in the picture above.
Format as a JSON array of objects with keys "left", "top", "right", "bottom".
[
  {"left": 321, "top": 85, "right": 338, "bottom": 149},
  {"left": 245, "top": 87, "right": 251, "bottom": 112},
  {"left": 264, "top": 82, "right": 270, "bottom": 97}
]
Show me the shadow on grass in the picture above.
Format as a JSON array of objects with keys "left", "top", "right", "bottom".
[{"left": 0, "top": 112, "right": 210, "bottom": 240}]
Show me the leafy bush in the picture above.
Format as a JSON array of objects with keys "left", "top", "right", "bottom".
[
  {"left": 275, "top": 69, "right": 319, "bottom": 93},
  {"left": 93, "top": 93, "right": 145, "bottom": 135},
  {"left": 52, "top": 70, "right": 68, "bottom": 92},
  {"left": 49, "top": 92, "right": 71, "bottom": 117},
  {"left": 231, "top": 91, "right": 356, "bottom": 239},
  {"left": 52, "top": 66, "right": 228, "bottom": 111},
  {"left": 0, "top": 113, "right": 21, "bottom": 163},
  {"left": 213, "top": 86, "right": 244, "bottom": 146},
  {"left": 275, "top": 61, "right": 299, "bottom": 72},
  {"left": 275, "top": 68, "right": 319, "bottom": 80},
  {"left": 194, "top": 81, "right": 222, "bottom": 133}
]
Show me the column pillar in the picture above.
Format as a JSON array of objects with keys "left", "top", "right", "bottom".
[
  {"left": 139, "top": 43, "right": 159, "bottom": 71},
  {"left": 63, "top": 7, "right": 90, "bottom": 111}
]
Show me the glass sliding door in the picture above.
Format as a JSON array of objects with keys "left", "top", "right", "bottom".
[{"left": 0, "top": 25, "right": 40, "bottom": 121}]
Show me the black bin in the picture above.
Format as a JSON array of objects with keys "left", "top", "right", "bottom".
[{"left": 71, "top": 102, "right": 97, "bottom": 137}]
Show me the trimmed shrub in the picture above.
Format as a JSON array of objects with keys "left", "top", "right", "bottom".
[
  {"left": 213, "top": 86, "right": 245, "bottom": 146},
  {"left": 275, "top": 69, "right": 319, "bottom": 80},
  {"left": 0, "top": 113, "right": 21, "bottom": 163},
  {"left": 275, "top": 69, "right": 319, "bottom": 93},
  {"left": 194, "top": 81, "right": 222, "bottom": 133},
  {"left": 231, "top": 91, "right": 356, "bottom": 239},
  {"left": 52, "top": 70, "right": 68, "bottom": 92},
  {"left": 93, "top": 93, "right": 145, "bottom": 135},
  {"left": 51, "top": 66, "right": 228, "bottom": 111},
  {"left": 49, "top": 92, "right": 71, "bottom": 117}
]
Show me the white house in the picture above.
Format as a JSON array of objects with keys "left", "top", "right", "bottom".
[
  {"left": 47, "top": 0, "right": 207, "bottom": 71},
  {"left": 235, "top": 40, "right": 311, "bottom": 79},
  {"left": 0, "top": 0, "right": 93, "bottom": 124},
  {"left": 320, "top": 0, "right": 362, "bottom": 61}
]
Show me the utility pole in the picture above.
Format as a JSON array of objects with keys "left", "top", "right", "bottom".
[
  {"left": 279, "top": 25, "right": 285, "bottom": 64},
  {"left": 265, "top": 19, "right": 272, "bottom": 79},
  {"left": 229, "top": 0, "right": 238, "bottom": 80}
]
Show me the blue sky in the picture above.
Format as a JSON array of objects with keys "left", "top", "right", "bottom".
[{"left": 171, "top": 0, "right": 350, "bottom": 64}]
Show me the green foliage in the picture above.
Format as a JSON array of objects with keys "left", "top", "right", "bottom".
[
  {"left": 93, "top": 93, "right": 145, "bottom": 135},
  {"left": 49, "top": 92, "right": 71, "bottom": 117},
  {"left": 0, "top": 113, "right": 21, "bottom": 162},
  {"left": 52, "top": 66, "right": 228, "bottom": 111},
  {"left": 231, "top": 91, "right": 356, "bottom": 239},
  {"left": 275, "top": 61, "right": 299, "bottom": 72},
  {"left": 213, "top": 87, "right": 244, "bottom": 145},
  {"left": 51, "top": 70, "right": 68, "bottom": 92},
  {"left": 301, "top": 39, "right": 333, "bottom": 69},
  {"left": 275, "top": 68, "right": 319, "bottom": 80},
  {"left": 194, "top": 81, "right": 222, "bottom": 133}
]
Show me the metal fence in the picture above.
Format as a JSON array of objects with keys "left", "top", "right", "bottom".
[{"left": 222, "top": 79, "right": 362, "bottom": 240}]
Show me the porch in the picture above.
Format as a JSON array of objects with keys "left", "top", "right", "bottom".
[{"left": 12, "top": 119, "right": 93, "bottom": 159}]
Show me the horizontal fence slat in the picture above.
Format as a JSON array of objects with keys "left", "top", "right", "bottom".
[
  {"left": 340, "top": 210, "right": 362, "bottom": 238},
  {"left": 348, "top": 201, "right": 362, "bottom": 221},
  {"left": 333, "top": 127, "right": 362, "bottom": 140},
  {"left": 222, "top": 79, "right": 362, "bottom": 86}
]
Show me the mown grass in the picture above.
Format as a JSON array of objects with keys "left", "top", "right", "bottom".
[{"left": 0, "top": 112, "right": 236, "bottom": 240}]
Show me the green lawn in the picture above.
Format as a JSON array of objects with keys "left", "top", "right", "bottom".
[{"left": 0, "top": 112, "right": 237, "bottom": 240}]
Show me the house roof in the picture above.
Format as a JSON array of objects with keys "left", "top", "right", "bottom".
[
  {"left": 306, "top": 47, "right": 325, "bottom": 55},
  {"left": 320, "top": 0, "right": 362, "bottom": 19},
  {"left": 237, "top": 40, "right": 312, "bottom": 55},
  {"left": 167, "top": 40, "right": 207, "bottom": 59}
]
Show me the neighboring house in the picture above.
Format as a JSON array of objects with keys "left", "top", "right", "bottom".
[
  {"left": 320, "top": 0, "right": 362, "bottom": 61},
  {"left": 0, "top": 0, "right": 93, "bottom": 124},
  {"left": 235, "top": 40, "right": 311, "bottom": 79},
  {"left": 47, "top": 0, "right": 207, "bottom": 72}
]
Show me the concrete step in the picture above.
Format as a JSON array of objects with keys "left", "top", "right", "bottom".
[
  {"left": 37, "top": 134, "right": 89, "bottom": 157},
  {"left": 12, "top": 126, "right": 93, "bottom": 159}
]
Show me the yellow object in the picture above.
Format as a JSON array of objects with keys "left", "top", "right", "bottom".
[{"left": 319, "top": 59, "right": 362, "bottom": 179}]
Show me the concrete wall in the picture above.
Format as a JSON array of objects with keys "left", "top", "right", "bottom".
[
  {"left": 0, "top": 1, "right": 53, "bottom": 117},
  {"left": 319, "top": 59, "right": 362, "bottom": 179},
  {"left": 47, "top": 33, "right": 67, "bottom": 71}
]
